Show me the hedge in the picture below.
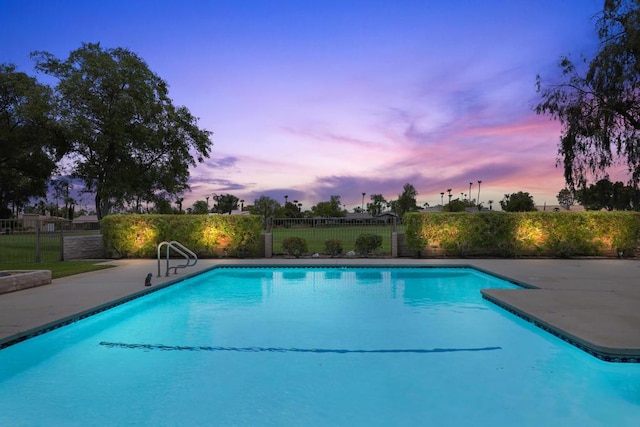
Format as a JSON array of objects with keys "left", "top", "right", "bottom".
[
  {"left": 100, "top": 214, "right": 264, "bottom": 258},
  {"left": 404, "top": 211, "right": 640, "bottom": 258}
]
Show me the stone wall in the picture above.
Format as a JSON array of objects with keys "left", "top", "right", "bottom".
[
  {"left": 0, "top": 270, "right": 52, "bottom": 294},
  {"left": 63, "top": 235, "right": 105, "bottom": 260}
]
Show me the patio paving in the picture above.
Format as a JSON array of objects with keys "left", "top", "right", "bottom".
[{"left": 1, "top": 258, "right": 639, "bottom": 361}]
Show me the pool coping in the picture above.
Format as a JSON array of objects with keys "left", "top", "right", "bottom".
[
  {"left": 1, "top": 260, "right": 639, "bottom": 363},
  {"left": 480, "top": 290, "right": 639, "bottom": 363}
]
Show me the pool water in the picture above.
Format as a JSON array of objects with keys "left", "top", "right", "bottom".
[{"left": 1, "top": 267, "right": 639, "bottom": 426}]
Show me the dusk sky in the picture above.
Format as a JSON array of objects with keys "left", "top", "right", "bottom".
[{"left": 2, "top": 0, "right": 605, "bottom": 211}]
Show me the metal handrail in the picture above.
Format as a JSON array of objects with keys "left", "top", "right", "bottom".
[{"left": 157, "top": 241, "right": 198, "bottom": 277}]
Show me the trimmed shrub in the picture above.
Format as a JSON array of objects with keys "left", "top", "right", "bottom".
[
  {"left": 404, "top": 211, "right": 640, "bottom": 258},
  {"left": 100, "top": 214, "right": 264, "bottom": 258},
  {"left": 324, "top": 239, "right": 343, "bottom": 257},
  {"left": 282, "top": 237, "right": 308, "bottom": 258},
  {"left": 355, "top": 233, "right": 383, "bottom": 257}
]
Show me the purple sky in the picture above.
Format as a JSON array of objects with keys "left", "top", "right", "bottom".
[{"left": 2, "top": 0, "right": 605, "bottom": 210}]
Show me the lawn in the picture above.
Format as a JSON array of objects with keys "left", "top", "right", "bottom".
[
  {"left": 272, "top": 224, "right": 397, "bottom": 255},
  {"left": 0, "top": 230, "right": 109, "bottom": 278},
  {"left": 0, "top": 232, "right": 62, "bottom": 263},
  {"left": 0, "top": 230, "right": 100, "bottom": 264}
]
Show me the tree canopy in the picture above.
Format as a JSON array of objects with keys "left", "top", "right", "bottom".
[
  {"left": 396, "top": 183, "right": 418, "bottom": 217},
  {"left": 250, "top": 196, "right": 281, "bottom": 218},
  {"left": 556, "top": 188, "right": 575, "bottom": 209},
  {"left": 444, "top": 199, "right": 466, "bottom": 212},
  {"left": 536, "top": 0, "right": 640, "bottom": 188},
  {"left": 214, "top": 194, "right": 239, "bottom": 214},
  {"left": 0, "top": 64, "right": 65, "bottom": 218},
  {"left": 190, "top": 200, "right": 209, "bottom": 214},
  {"left": 31, "top": 43, "right": 212, "bottom": 219},
  {"left": 575, "top": 177, "right": 640, "bottom": 210},
  {"left": 366, "top": 194, "right": 387, "bottom": 217},
  {"left": 311, "top": 195, "right": 346, "bottom": 217},
  {"left": 500, "top": 191, "right": 537, "bottom": 212}
]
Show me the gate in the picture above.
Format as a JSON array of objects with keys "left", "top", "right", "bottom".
[{"left": 269, "top": 217, "right": 396, "bottom": 257}]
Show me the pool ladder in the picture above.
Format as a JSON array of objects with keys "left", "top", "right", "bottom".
[{"left": 157, "top": 241, "right": 198, "bottom": 277}]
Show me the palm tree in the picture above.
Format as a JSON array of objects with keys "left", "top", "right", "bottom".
[{"left": 477, "top": 180, "right": 482, "bottom": 206}]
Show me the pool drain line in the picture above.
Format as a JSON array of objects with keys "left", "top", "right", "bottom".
[{"left": 99, "top": 341, "right": 501, "bottom": 354}]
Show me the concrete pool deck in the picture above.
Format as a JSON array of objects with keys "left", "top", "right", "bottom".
[{"left": 0, "top": 258, "right": 639, "bottom": 361}]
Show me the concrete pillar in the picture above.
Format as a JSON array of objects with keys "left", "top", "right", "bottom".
[
  {"left": 263, "top": 233, "right": 273, "bottom": 258},
  {"left": 391, "top": 232, "right": 398, "bottom": 258}
]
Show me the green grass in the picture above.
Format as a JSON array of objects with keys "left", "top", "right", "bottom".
[
  {"left": 0, "top": 261, "right": 114, "bottom": 279},
  {"left": 0, "top": 230, "right": 100, "bottom": 264},
  {"left": 0, "top": 232, "right": 62, "bottom": 263},
  {"left": 272, "top": 225, "right": 397, "bottom": 255}
]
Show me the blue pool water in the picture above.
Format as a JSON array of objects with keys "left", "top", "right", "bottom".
[{"left": 1, "top": 267, "right": 639, "bottom": 426}]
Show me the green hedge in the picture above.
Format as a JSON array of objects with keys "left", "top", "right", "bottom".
[
  {"left": 404, "top": 212, "right": 640, "bottom": 258},
  {"left": 100, "top": 214, "right": 264, "bottom": 258}
]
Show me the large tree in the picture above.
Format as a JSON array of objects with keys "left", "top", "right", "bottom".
[
  {"left": 396, "top": 183, "right": 418, "bottom": 217},
  {"left": 536, "top": 0, "right": 640, "bottom": 188},
  {"left": 32, "top": 43, "right": 212, "bottom": 219},
  {"left": 0, "top": 64, "right": 65, "bottom": 218},
  {"left": 556, "top": 188, "right": 575, "bottom": 209},
  {"left": 190, "top": 200, "right": 209, "bottom": 214},
  {"left": 500, "top": 191, "right": 537, "bottom": 212},
  {"left": 366, "top": 194, "right": 387, "bottom": 217},
  {"left": 311, "top": 195, "right": 346, "bottom": 217},
  {"left": 214, "top": 193, "right": 239, "bottom": 214},
  {"left": 575, "top": 177, "right": 639, "bottom": 210},
  {"left": 250, "top": 195, "right": 281, "bottom": 219}
]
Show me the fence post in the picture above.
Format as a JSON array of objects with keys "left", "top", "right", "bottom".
[
  {"left": 391, "top": 232, "right": 398, "bottom": 258},
  {"left": 60, "top": 223, "right": 65, "bottom": 261},
  {"left": 35, "top": 220, "right": 41, "bottom": 263}
]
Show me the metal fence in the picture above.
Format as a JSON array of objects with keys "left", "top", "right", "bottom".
[
  {"left": 0, "top": 217, "right": 100, "bottom": 264},
  {"left": 269, "top": 217, "right": 397, "bottom": 257}
]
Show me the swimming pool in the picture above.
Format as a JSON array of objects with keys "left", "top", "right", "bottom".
[{"left": 0, "top": 266, "right": 639, "bottom": 426}]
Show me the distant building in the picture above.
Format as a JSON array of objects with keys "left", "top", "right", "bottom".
[
  {"left": 376, "top": 212, "right": 399, "bottom": 223},
  {"left": 536, "top": 204, "right": 586, "bottom": 212},
  {"left": 345, "top": 212, "right": 372, "bottom": 220},
  {"left": 72, "top": 214, "right": 99, "bottom": 224}
]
